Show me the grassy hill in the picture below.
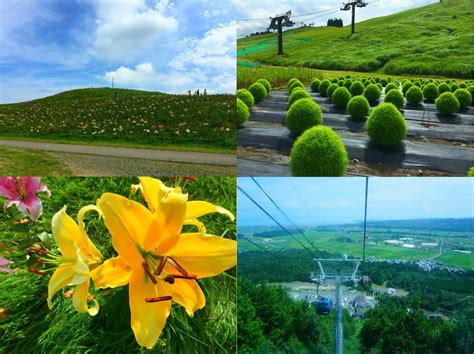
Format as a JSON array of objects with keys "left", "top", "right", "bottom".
[
  {"left": 0, "top": 88, "right": 235, "bottom": 152},
  {"left": 237, "top": 0, "right": 473, "bottom": 78}
]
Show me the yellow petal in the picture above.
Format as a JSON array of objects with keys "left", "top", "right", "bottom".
[
  {"left": 185, "top": 201, "right": 235, "bottom": 222},
  {"left": 47, "top": 264, "right": 75, "bottom": 309},
  {"left": 129, "top": 267, "right": 172, "bottom": 349},
  {"left": 70, "top": 249, "right": 90, "bottom": 285},
  {"left": 138, "top": 177, "right": 176, "bottom": 213},
  {"left": 72, "top": 279, "right": 99, "bottom": 316},
  {"left": 183, "top": 219, "right": 207, "bottom": 234},
  {"left": 77, "top": 205, "right": 103, "bottom": 262},
  {"left": 51, "top": 206, "right": 81, "bottom": 259},
  {"left": 97, "top": 193, "right": 154, "bottom": 268},
  {"left": 90, "top": 257, "right": 133, "bottom": 290},
  {"left": 145, "top": 191, "right": 188, "bottom": 255},
  {"left": 164, "top": 265, "right": 205, "bottom": 316},
  {"left": 164, "top": 233, "right": 237, "bottom": 278}
]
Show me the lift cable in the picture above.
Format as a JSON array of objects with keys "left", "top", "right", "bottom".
[
  {"left": 238, "top": 233, "right": 282, "bottom": 259},
  {"left": 238, "top": 185, "right": 316, "bottom": 258},
  {"left": 251, "top": 178, "right": 319, "bottom": 256},
  {"left": 237, "top": 7, "right": 341, "bottom": 22},
  {"left": 289, "top": 179, "right": 319, "bottom": 229}
]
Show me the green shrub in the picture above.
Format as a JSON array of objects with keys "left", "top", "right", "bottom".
[
  {"left": 237, "top": 89, "right": 254, "bottom": 108},
  {"left": 454, "top": 89, "right": 472, "bottom": 109},
  {"left": 287, "top": 78, "right": 299, "bottom": 89},
  {"left": 290, "top": 126, "right": 348, "bottom": 176},
  {"left": 363, "top": 84, "right": 381, "bottom": 104},
  {"left": 332, "top": 87, "right": 351, "bottom": 108},
  {"left": 310, "top": 79, "right": 321, "bottom": 92},
  {"left": 422, "top": 83, "right": 439, "bottom": 102},
  {"left": 331, "top": 78, "right": 338, "bottom": 83},
  {"left": 380, "top": 78, "right": 388, "bottom": 87},
  {"left": 385, "top": 83, "right": 398, "bottom": 94},
  {"left": 319, "top": 80, "right": 331, "bottom": 96},
  {"left": 350, "top": 81, "right": 365, "bottom": 96},
  {"left": 248, "top": 82, "right": 267, "bottom": 103},
  {"left": 435, "top": 92, "right": 460, "bottom": 116},
  {"left": 438, "top": 83, "right": 450, "bottom": 94},
  {"left": 468, "top": 167, "right": 474, "bottom": 177},
  {"left": 288, "top": 89, "right": 311, "bottom": 107},
  {"left": 327, "top": 83, "right": 339, "bottom": 98},
  {"left": 405, "top": 86, "right": 423, "bottom": 105},
  {"left": 257, "top": 79, "right": 271, "bottom": 93},
  {"left": 459, "top": 82, "right": 467, "bottom": 89},
  {"left": 289, "top": 81, "right": 305, "bottom": 94},
  {"left": 384, "top": 89, "right": 405, "bottom": 109},
  {"left": 402, "top": 81, "right": 414, "bottom": 96},
  {"left": 285, "top": 98, "right": 323, "bottom": 136},
  {"left": 367, "top": 103, "right": 407, "bottom": 147},
  {"left": 237, "top": 98, "right": 249, "bottom": 126},
  {"left": 347, "top": 96, "right": 370, "bottom": 121},
  {"left": 450, "top": 83, "right": 460, "bottom": 92},
  {"left": 467, "top": 86, "right": 474, "bottom": 104},
  {"left": 344, "top": 79, "right": 353, "bottom": 90}
]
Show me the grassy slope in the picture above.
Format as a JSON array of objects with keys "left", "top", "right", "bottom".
[
  {"left": 0, "top": 88, "right": 235, "bottom": 152},
  {"left": 238, "top": 0, "right": 474, "bottom": 78}
]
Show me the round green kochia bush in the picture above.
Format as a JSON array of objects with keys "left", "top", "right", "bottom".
[
  {"left": 248, "top": 82, "right": 267, "bottom": 103},
  {"left": 363, "top": 84, "right": 381, "bottom": 104},
  {"left": 422, "top": 83, "right": 439, "bottom": 102},
  {"left": 344, "top": 79, "right": 353, "bottom": 90},
  {"left": 385, "top": 82, "right": 399, "bottom": 94},
  {"left": 435, "top": 92, "right": 460, "bottom": 115},
  {"left": 289, "top": 80, "right": 305, "bottom": 94},
  {"left": 257, "top": 79, "right": 271, "bottom": 93},
  {"left": 380, "top": 78, "right": 388, "bottom": 87},
  {"left": 350, "top": 81, "right": 365, "bottom": 96},
  {"left": 384, "top": 89, "right": 405, "bottom": 109},
  {"left": 310, "top": 79, "right": 321, "bottom": 92},
  {"left": 237, "top": 98, "right": 249, "bottom": 126},
  {"left": 454, "top": 89, "right": 472, "bottom": 109},
  {"left": 319, "top": 80, "right": 331, "bottom": 96},
  {"left": 327, "top": 83, "right": 339, "bottom": 98},
  {"left": 288, "top": 78, "right": 299, "bottom": 89},
  {"left": 347, "top": 96, "right": 370, "bottom": 121},
  {"left": 285, "top": 98, "right": 323, "bottom": 136},
  {"left": 459, "top": 82, "right": 467, "bottom": 89},
  {"left": 288, "top": 89, "right": 311, "bottom": 107},
  {"left": 332, "top": 87, "right": 352, "bottom": 108},
  {"left": 438, "top": 83, "right": 450, "bottom": 94},
  {"left": 290, "top": 126, "right": 348, "bottom": 176},
  {"left": 331, "top": 78, "right": 338, "bottom": 83},
  {"left": 405, "top": 86, "right": 423, "bottom": 105},
  {"left": 468, "top": 166, "right": 474, "bottom": 177},
  {"left": 236, "top": 89, "right": 254, "bottom": 108},
  {"left": 367, "top": 103, "right": 407, "bottom": 147},
  {"left": 466, "top": 86, "right": 474, "bottom": 103},
  {"left": 450, "top": 83, "right": 460, "bottom": 92},
  {"left": 402, "top": 81, "right": 414, "bottom": 96}
]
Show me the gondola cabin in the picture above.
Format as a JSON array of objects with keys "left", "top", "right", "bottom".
[{"left": 315, "top": 297, "right": 333, "bottom": 315}]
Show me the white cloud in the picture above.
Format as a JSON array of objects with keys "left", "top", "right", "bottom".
[
  {"left": 104, "top": 63, "right": 156, "bottom": 85},
  {"left": 91, "top": 0, "right": 178, "bottom": 60}
]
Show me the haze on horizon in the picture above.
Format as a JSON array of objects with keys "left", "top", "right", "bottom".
[{"left": 237, "top": 178, "right": 474, "bottom": 227}]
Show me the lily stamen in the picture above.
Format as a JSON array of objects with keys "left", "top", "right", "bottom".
[
  {"left": 153, "top": 256, "right": 167, "bottom": 276},
  {"left": 167, "top": 257, "right": 188, "bottom": 276},
  {"left": 141, "top": 262, "right": 157, "bottom": 284},
  {"left": 163, "top": 274, "right": 197, "bottom": 284},
  {"left": 145, "top": 296, "right": 172, "bottom": 303}
]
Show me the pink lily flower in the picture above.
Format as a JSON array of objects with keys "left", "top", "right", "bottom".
[
  {"left": 0, "top": 257, "right": 13, "bottom": 273},
  {"left": 0, "top": 177, "right": 51, "bottom": 220}
]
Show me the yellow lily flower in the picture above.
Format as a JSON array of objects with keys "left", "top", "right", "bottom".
[
  {"left": 47, "top": 205, "right": 103, "bottom": 316},
  {"left": 90, "top": 180, "right": 236, "bottom": 349}
]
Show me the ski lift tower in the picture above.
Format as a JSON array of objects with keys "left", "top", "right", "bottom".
[
  {"left": 310, "top": 254, "right": 362, "bottom": 287},
  {"left": 341, "top": 0, "right": 368, "bottom": 34},
  {"left": 268, "top": 10, "right": 294, "bottom": 55}
]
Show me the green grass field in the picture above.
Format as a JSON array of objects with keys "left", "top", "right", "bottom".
[
  {"left": 0, "top": 88, "right": 235, "bottom": 151},
  {"left": 238, "top": 0, "right": 473, "bottom": 78},
  {"left": 0, "top": 147, "right": 71, "bottom": 175},
  {"left": 435, "top": 252, "right": 474, "bottom": 269}
]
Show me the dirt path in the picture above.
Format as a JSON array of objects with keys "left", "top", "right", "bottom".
[{"left": 0, "top": 139, "right": 235, "bottom": 166}]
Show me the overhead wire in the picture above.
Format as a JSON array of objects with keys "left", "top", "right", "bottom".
[
  {"left": 237, "top": 6, "right": 341, "bottom": 23},
  {"left": 238, "top": 185, "right": 317, "bottom": 258},
  {"left": 238, "top": 234, "right": 282, "bottom": 259},
  {"left": 250, "top": 178, "right": 319, "bottom": 256}
]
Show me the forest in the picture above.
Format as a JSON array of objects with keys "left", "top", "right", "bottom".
[{"left": 238, "top": 249, "right": 473, "bottom": 353}]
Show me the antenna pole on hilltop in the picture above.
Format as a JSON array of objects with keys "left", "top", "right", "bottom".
[
  {"left": 341, "top": 0, "right": 368, "bottom": 34},
  {"left": 112, "top": 77, "right": 114, "bottom": 89},
  {"left": 268, "top": 10, "right": 294, "bottom": 55}
]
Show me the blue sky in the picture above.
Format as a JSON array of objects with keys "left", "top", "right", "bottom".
[
  {"left": 237, "top": 177, "right": 474, "bottom": 226},
  {"left": 0, "top": 0, "right": 236, "bottom": 103},
  {"left": 236, "top": 0, "right": 439, "bottom": 37}
]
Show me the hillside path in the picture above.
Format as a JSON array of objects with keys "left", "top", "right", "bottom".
[{"left": 0, "top": 140, "right": 235, "bottom": 166}]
